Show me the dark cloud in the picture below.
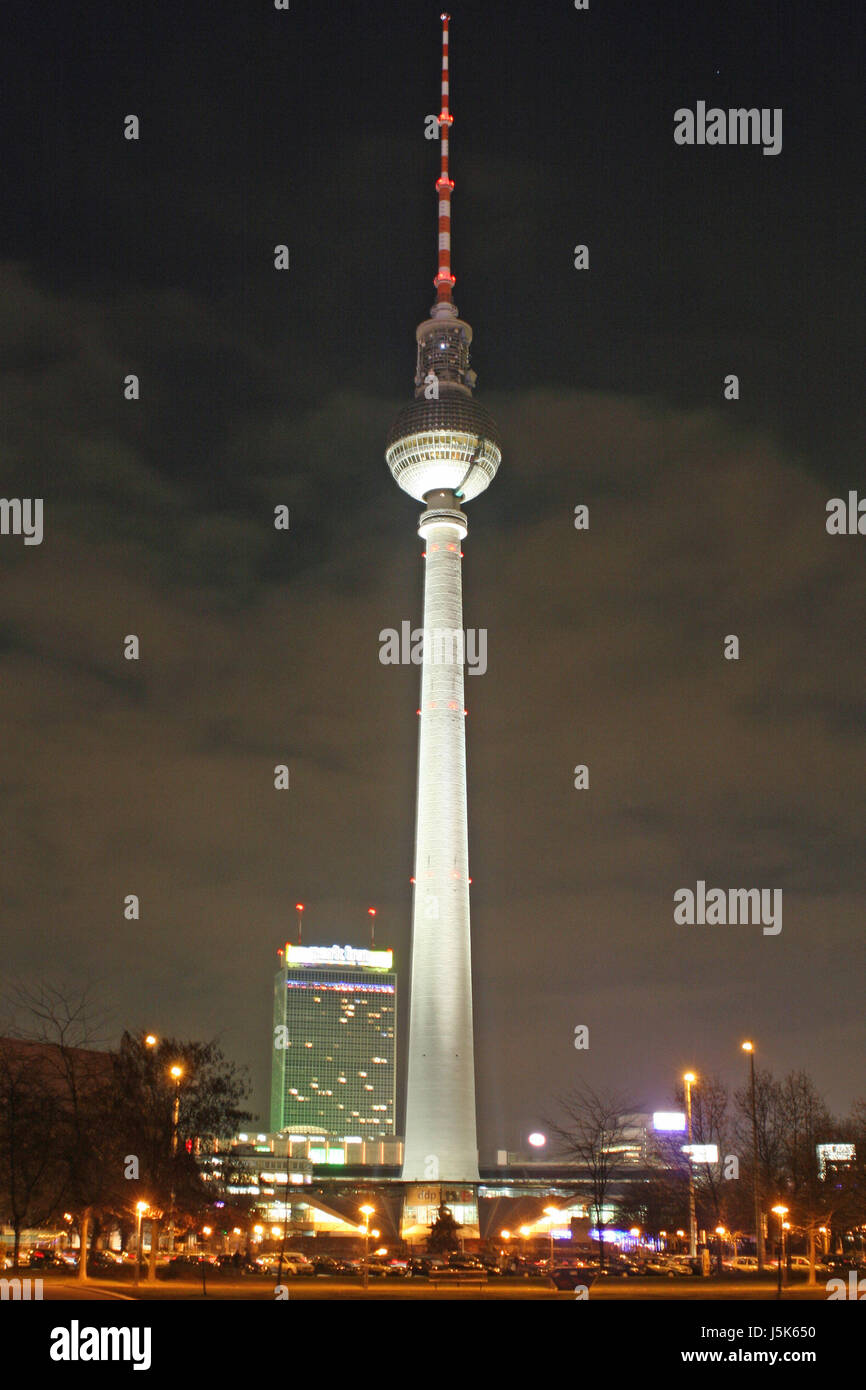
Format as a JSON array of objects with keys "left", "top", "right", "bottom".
[{"left": 0, "top": 254, "right": 863, "bottom": 1153}]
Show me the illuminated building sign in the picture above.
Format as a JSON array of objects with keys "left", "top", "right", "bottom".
[
  {"left": 285, "top": 944, "right": 393, "bottom": 970},
  {"left": 653, "top": 1112, "right": 686, "bottom": 1134},
  {"left": 682, "top": 1143, "right": 719, "bottom": 1164},
  {"left": 653, "top": 1112, "right": 686, "bottom": 1133}
]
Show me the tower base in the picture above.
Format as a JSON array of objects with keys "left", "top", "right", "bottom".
[{"left": 401, "top": 1182, "right": 480, "bottom": 1245}]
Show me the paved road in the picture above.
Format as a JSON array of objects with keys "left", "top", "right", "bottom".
[
  {"left": 28, "top": 1275, "right": 832, "bottom": 1301},
  {"left": 12, "top": 1272, "right": 834, "bottom": 1301},
  {"left": 36, "top": 1281, "right": 134, "bottom": 1301}
]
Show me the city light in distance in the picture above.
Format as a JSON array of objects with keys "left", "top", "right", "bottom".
[{"left": 653, "top": 1111, "right": 686, "bottom": 1133}]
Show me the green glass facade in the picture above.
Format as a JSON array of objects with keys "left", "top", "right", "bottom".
[{"left": 270, "top": 947, "right": 397, "bottom": 1137}]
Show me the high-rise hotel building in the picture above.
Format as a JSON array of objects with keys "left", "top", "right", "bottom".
[{"left": 270, "top": 943, "right": 397, "bottom": 1137}]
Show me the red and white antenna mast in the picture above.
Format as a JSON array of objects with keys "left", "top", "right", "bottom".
[{"left": 434, "top": 12, "right": 456, "bottom": 308}]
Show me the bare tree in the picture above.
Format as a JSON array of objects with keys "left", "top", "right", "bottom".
[
  {"left": 14, "top": 985, "right": 116, "bottom": 1281},
  {"left": 547, "top": 1083, "right": 641, "bottom": 1268},
  {"left": 778, "top": 1071, "right": 833, "bottom": 1285},
  {"left": 733, "top": 1065, "right": 785, "bottom": 1259},
  {"left": 0, "top": 1040, "right": 62, "bottom": 1267}
]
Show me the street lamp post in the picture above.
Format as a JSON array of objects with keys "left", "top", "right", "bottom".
[
  {"left": 742, "top": 1041, "right": 764, "bottom": 1270},
  {"left": 771, "top": 1204, "right": 788, "bottom": 1299},
  {"left": 783, "top": 1221, "right": 792, "bottom": 1284},
  {"left": 360, "top": 1204, "right": 375, "bottom": 1290},
  {"left": 168, "top": 1063, "right": 184, "bottom": 1255},
  {"left": 684, "top": 1071, "right": 697, "bottom": 1259},
  {"left": 134, "top": 1202, "right": 148, "bottom": 1288},
  {"left": 519, "top": 1225, "right": 531, "bottom": 1277},
  {"left": 544, "top": 1206, "right": 559, "bottom": 1276}
]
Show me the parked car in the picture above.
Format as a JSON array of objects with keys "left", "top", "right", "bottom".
[
  {"left": 410, "top": 1256, "right": 447, "bottom": 1278},
  {"left": 825, "top": 1253, "right": 866, "bottom": 1276},
  {"left": 157, "top": 1255, "right": 216, "bottom": 1280},
  {"left": 639, "top": 1258, "right": 677, "bottom": 1277},
  {"left": 216, "top": 1253, "right": 260, "bottom": 1275},
  {"left": 503, "top": 1255, "right": 541, "bottom": 1276},
  {"left": 727, "top": 1255, "right": 759, "bottom": 1272},
  {"left": 87, "top": 1251, "right": 125, "bottom": 1271},
  {"left": 447, "top": 1253, "right": 486, "bottom": 1271},
  {"left": 787, "top": 1254, "right": 831, "bottom": 1273},
  {"left": 596, "top": 1255, "right": 641, "bottom": 1278},
  {"left": 254, "top": 1252, "right": 312, "bottom": 1275},
  {"left": 28, "top": 1249, "right": 68, "bottom": 1270}
]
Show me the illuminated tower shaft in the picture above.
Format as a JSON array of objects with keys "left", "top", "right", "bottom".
[
  {"left": 386, "top": 14, "right": 501, "bottom": 1183},
  {"left": 404, "top": 498, "right": 476, "bottom": 1179}
]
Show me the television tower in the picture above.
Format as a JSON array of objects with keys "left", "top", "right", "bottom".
[{"left": 386, "top": 13, "right": 501, "bottom": 1183}]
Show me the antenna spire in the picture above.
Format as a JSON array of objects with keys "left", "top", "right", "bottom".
[{"left": 434, "top": 13, "right": 456, "bottom": 307}]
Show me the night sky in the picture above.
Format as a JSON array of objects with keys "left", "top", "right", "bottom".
[{"left": 1, "top": 0, "right": 863, "bottom": 1161}]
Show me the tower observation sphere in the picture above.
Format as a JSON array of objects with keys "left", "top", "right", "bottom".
[{"left": 385, "top": 10, "right": 501, "bottom": 507}]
